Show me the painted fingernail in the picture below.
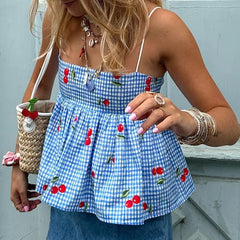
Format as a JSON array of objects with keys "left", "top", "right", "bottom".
[
  {"left": 153, "top": 127, "right": 159, "bottom": 133},
  {"left": 138, "top": 127, "right": 144, "bottom": 134},
  {"left": 125, "top": 106, "right": 132, "bottom": 113},
  {"left": 24, "top": 206, "right": 29, "bottom": 212},
  {"left": 129, "top": 113, "right": 137, "bottom": 121}
]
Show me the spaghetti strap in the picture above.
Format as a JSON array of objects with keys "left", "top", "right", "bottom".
[{"left": 135, "top": 6, "right": 161, "bottom": 72}]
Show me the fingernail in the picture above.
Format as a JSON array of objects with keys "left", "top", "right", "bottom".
[
  {"left": 153, "top": 127, "right": 159, "bottom": 133},
  {"left": 129, "top": 113, "right": 137, "bottom": 121},
  {"left": 138, "top": 127, "right": 144, "bottom": 134},
  {"left": 125, "top": 106, "right": 132, "bottom": 113},
  {"left": 24, "top": 206, "right": 29, "bottom": 212}
]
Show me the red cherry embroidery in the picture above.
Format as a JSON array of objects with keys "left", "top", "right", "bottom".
[
  {"left": 85, "top": 136, "right": 91, "bottom": 145},
  {"left": 29, "top": 111, "right": 38, "bottom": 120},
  {"left": 156, "top": 167, "right": 164, "bottom": 175},
  {"left": 43, "top": 185, "right": 48, "bottom": 191},
  {"left": 91, "top": 171, "right": 95, "bottom": 178},
  {"left": 63, "top": 76, "right": 68, "bottom": 84},
  {"left": 22, "top": 108, "right": 30, "bottom": 117},
  {"left": 118, "top": 124, "right": 124, "bottom": 132},
  {"left": 51, "top": 186, "right": 58, "bottom": 194},
  {"left": 152, "top": 168, "right": 157, "bottom": 176},
  {"left": 180, "top": 174, "right": 186, "bottom": 182},
  {"left": 74, "top": 116, "right": 78, "bottom": 122},
  {"left": 87, "top": 128, "right": 92, "bottom": 137},
  {"left": 79, "top": 201, "right": 85, "bottom": 208},
  {"left": 146, "top": 77, "right": 152, "bottom": 85},
  {"left": 132, "top": 195, "right": 141, "bottom": 204},
  {"left": 143, "top": 203, "right": 148, "bottom": 210},
  {"left": 58, "top": 184, "right": 66, "bottom": 193},
  {"left": 145, "top": 85, "right": 151, "bottom": 92},
  {"left": 112, "top": 157, "right": 115, "bottom": 163},
  {"left": 64, "top": 68, "right": 69, "bottom": 76},
  {"left": 103, "top": 99, "right": 110, "bottom": 106},
  {"left": 125, "top": 200, "right": 133, "bottom": 208},
  {"left": 113, "top": 75, "right": 121, "bottom": 80},
  {"left": 183, "top": 168, "right": 189, "bottom": 176},
  {"left": 57, "top": 126, "right": 60, "bottom": 132}
]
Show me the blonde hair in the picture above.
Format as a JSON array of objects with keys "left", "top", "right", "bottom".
[{"left": 30, "top": 0, "right": 162, "bottom": 73}]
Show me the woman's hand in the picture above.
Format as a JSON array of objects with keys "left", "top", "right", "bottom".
[
  {"left": 125, "top": 92, "right": 197, "bottom": 137},
  {"left": 11, "top": 165, "right": 41, "bottom": 212}
]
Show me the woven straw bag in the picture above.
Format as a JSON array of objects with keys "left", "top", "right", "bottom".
[{"left": 16, "top": 44, "right": 55, "bottom": 174}]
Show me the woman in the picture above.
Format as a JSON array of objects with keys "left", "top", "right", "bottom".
[{"left": 9, "top": 0, "right": 240, "bottom": 239}]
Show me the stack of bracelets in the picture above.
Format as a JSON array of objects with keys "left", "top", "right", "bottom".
[{"left": 177, "top": 107, "right": 216, "bottom": 145}]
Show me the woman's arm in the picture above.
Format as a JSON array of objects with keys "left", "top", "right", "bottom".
[
  {"left": 11, "top": 7, "right": 59, "bottom": 212},
  {"left": 127, "top": 9, "right": 240, "bottom": 146}
]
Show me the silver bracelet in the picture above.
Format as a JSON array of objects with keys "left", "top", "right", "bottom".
[{"left": 177, "top": 108, "right": 216, "bottom": 145}]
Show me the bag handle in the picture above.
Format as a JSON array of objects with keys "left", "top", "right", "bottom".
[{"left": 30, "top": 41, "right": 54, "bottom": 99}]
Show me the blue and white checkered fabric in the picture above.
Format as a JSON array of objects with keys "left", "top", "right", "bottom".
[{"left": 36, "top": 57, "right": 195, "bottom": 225}]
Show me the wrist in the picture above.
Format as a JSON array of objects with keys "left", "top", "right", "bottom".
[{"left": 177, "top": 108, "right": 216, "bottom": 145}]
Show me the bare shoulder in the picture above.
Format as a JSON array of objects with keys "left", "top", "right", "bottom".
[
  {"left": 148, "top": 8, "right": 196, "bottom": 56},
  {"left": 149, "top": 8, "right": 190, "bottom": 36}
]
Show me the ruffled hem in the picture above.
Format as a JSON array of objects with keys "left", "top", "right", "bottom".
[{"left": 36, "top": 93, "right": 195, "bottom": 225}]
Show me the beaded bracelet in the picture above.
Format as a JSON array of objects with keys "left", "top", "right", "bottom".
[{"left": 177, "top": 108, "right": 216, "bottom": 145}]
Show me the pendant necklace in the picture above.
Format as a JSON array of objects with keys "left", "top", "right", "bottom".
[{"left": 80, "top": 15, "right": 102, "bottom": 92}]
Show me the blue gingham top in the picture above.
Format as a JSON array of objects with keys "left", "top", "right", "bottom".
[
  {"left": 36, "top": 7, "right": 194, "bottom": 225},
  {"left": 36, "top": 57, "right": 195, "bottom": 225}
]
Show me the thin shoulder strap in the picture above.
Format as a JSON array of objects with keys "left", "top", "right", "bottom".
[
  {"left": 135, "top": 6, "right": 161, "bottom": 72},
  {"left": 31, "top": 40, "right": 54, "bottom": 99}
]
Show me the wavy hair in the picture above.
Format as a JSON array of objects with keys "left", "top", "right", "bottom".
[{"left": 30, "top": 0, "right": 162, "bottom": 73}]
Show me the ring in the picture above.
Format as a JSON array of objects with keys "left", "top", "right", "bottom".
[{"left": 154, "top": 94, "right": 165, "bottom": 106}]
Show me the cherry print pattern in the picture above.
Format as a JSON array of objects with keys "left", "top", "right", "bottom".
[
  {"left": 176, "top": 167, "right": 189, "bottom": 182},
  {"left": 107, "top": 155, "right": 115, "bottom": 164},
  {"left": 58, "top": 184, "right": 66, "bottom": 193},
  {"left": 145, "top": 77, "right": 152, "bottom": 91},
  {"left": 91, "top": 171, "right": 95, "bottom": 178},
  {"left": 156, "top": 167, "right": 164, "bottom": 175},
  {"left": 132, "top": 195, "right": 140, "bottom": 204},
  {"left": 113, "top": 75, "right": 121, "bottom": 80},
  {"left": 85, "top": 128, "right": 92, "bottom": 145},
  {"left": 103, "top": 99, "right": 110, "bottom": 106},
  {"left": 152, "top": 168, "right": 157, "bottom": 176},
  {"left": 51, "top": 186, "right": 58, "bottom": 194},
  {"left": 183, "top": 168, "right": 189, "bottom": 176},
  {"left": 125, "top": 200, "right": 133, "bottom": 208},
  {"left": 85, "top": 137, "right": 91, "bottom": 145},
  {"left": 118, "top": 124, "right": 124, "bottom": 132},
  {"left": 87, "top": 128, "right": 92, "bottom": 137},
  {"left": 63, "top": 68, "right": 69, "bottom": 84},
  {"left": 121, "top": 189, "right": 130, "bottom": 199},
  {"left": 152, "top": 167, "right": 164, "bottom": 176},
  {"left": 43, "top": 185, "right": 48, "bottom": 191},
  {"left": 79, "top": 201, "right": 85, "bottom": 208},
  {"left": 64, "top": 68, "right": 69, "bottom": 75},
  {"left": 143, "top": 203, "right": 148, "bottom": 210},
  {"left": 180, "top": 174, "right": 186, "bottom": 182}
]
